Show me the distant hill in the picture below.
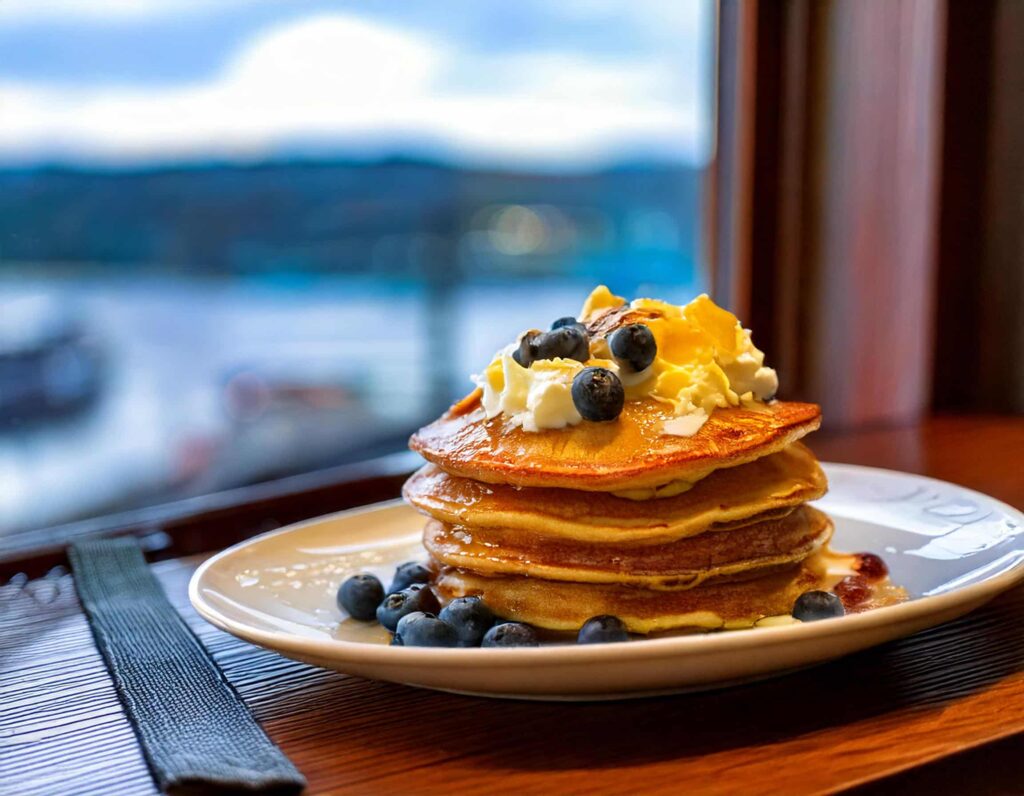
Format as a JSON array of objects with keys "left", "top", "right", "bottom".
[{"left": 0, "top": 158, "right": 702, "bottom": 285}]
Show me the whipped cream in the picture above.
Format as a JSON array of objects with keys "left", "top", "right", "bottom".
[{"left": 477, "top": 348, "right": 583, "bottom": 432}]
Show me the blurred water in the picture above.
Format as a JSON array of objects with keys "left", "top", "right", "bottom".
[{"left": 0, "top": 272, "right": 702, "bottom": 534}]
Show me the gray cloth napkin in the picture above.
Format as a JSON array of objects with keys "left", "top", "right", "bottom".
[{"left": 69, "top": 537, "right": 306, "bottom": 795}]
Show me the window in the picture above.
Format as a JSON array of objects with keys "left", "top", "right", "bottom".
[{"left": 0, "top": 1, "right": 716, "bottom": 535}]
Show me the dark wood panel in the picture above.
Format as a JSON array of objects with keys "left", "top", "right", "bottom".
[
  {"left": 931, "top": 0, "right": 996, "bottom": 412},
  {"left": 933, "top": 0, "right": 1024, "bottom": 413},
  {"left": 977, "top": 0, "right": 1024, "bottom": 411},
  {"left": 852, "top": 734, "right": 1024, "bottom": 796}
]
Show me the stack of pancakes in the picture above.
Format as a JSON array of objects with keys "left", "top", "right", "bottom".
[{"left": 405, "top": 394, "right": 832, "bottom": 633}]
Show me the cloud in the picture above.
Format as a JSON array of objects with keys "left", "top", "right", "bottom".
[{"left": 0, "top": 13, "right": 708, "bottom": 169}]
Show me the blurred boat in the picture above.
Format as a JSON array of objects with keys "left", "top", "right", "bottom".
[
  {"left": 0, "top": 295, "right": 106, "bottom": 429},
  {"left": 172, "top": 360, "right": 411, "bottom": 495}
]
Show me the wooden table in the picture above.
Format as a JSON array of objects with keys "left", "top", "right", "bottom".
[{"left": 2, "top": 416, "right": 1023, "bottom": 795}]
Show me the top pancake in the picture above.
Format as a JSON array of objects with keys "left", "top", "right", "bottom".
[{"left": 409, "top": 392, "right": 821, "bottom": 492}]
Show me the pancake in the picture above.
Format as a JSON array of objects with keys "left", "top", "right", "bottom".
[
  {"left": 409, "top": 392, "right": 821, "bottom": 492},
  {"left": 423, "top": 505, "right": 833, "bottom": 589},
  {"left": 404, "top": 442, "right": 826, "bottom": 543},
  {"left": 435, "top": 554, "right": 830, "bottom": 633}
]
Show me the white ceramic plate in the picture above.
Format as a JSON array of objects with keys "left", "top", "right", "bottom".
[{"left": 189, "top": 464, "right": 1024, "bottom": 700}]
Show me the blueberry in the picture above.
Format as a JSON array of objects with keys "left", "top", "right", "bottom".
[
  {"left": 577, "top": 615, "right": 630, "bottom": 644},
  {"left": 392, "top": 612, "right": 459, "bottom": 647},
  {"left": 439, "top": 596, "right": 495, "bottom": 647},
  {"left": 551, "top": 316, "right": 588, "bottom": 336},
  {"left": 388, "top": 561, "right": 431, "bottom": 594},
  {"left": 481, "top": 622, "right": 540, "bottom": 647},
  {"left": 571, "top": 367, "right": 625, "bottom": 421},
  {"left": 514, "top": 326, "right": 589, "bottom": 366},
  {"left": 513, "top": 331, "right": 541, "bottom": 367},
  {"left": 535, "top": 326, "right": 589, "bottom": 363},
  {"left": 376, "top": 583, "right": 440, "bottom": 631},
  {"left": 609, "top": 323, "right": 657, "bottom": 372},
  {"left": 792, "top": 590, "right": 845, "bottom": 622},
  {"left": 337, "top": 573, "right": 385, "bottom": 621}
]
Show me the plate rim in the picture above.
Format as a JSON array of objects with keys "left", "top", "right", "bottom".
[{"left": 188, "top": 462, "right": 1024, "bottom": 666}]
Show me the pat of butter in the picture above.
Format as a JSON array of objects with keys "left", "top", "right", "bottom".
[{"left": 661, "top": 411, "right": 709, "bottom": 437}]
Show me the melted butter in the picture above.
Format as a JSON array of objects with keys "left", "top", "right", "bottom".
[
  {"left": 755, "top": 614, "right": 800, "bottom": 627},
  {"left": 611, "top": 478, "right": 698, "bottom": 501},
  {"left": 622, "top": 293, "right": 778, "bottom": 425}
]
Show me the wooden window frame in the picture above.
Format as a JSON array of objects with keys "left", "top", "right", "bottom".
[
  {"left": 713, "top": 0, "right": 948, "bottom": 430},
  {"left": 0, "top": 453, "right": 418, "bottom": 578}
]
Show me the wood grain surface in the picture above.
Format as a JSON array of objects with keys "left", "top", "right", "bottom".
[{"left": 2, "top": 417, "right": 1023, "bottom": 795}]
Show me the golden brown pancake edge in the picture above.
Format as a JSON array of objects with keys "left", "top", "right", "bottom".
[
  {"left": 434, "top": 555, "right": 829, "bottom": 633},
  {"left": 409, "top": 395, "right": 821, "bottom": 492},
  {"left": 423, "top": 506, "right": 833, "bottom": 590},
  {"left": 403, "top": 442, "right": 827, "bottom": 542}
]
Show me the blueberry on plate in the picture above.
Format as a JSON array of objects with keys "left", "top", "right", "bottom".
[
  {"left": 792, "top": 590, "right": 845, "bottom": 622},
  {"left": 391, "top": 612, "right": 459, "bottom": 647},
  {"left": 609, "top": 323, "right": 657, "bottom": 372},
  {"left": 481, "top": 622, "right": 540, "bottom": 647},
  {"left": 337, "top": 573, "right": 385, "bottom": 621},
  {"left": 376, "top": 583, "right": 441, "bottom": 631},
  {"left": 534, "top": 326, "right": 589, "bottom": 363},
  {"left": 571, "top": 367, "right": 625, "bottom": 421},
  {"left": 439, "top": 596, "right": 495, "bottom": 647},
  {"left": 388, "top": 561, "right": 432, "bottom": 594},
  {"left": 577, "top": 615, "right": 630, "bottom": 644}
]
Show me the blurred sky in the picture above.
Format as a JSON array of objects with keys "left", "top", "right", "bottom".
[{"left": 0, "top": 0, "right": 714, "bottom": 170}]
